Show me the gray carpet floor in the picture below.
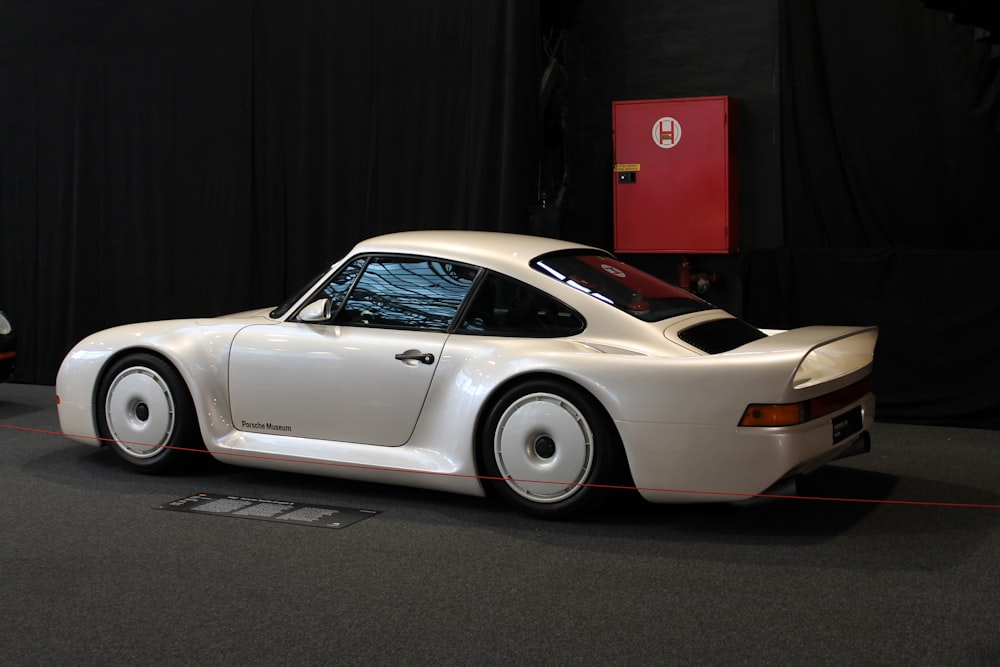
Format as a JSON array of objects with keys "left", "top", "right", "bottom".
[{"left": 2, "top": 382, "right": 999, "bottom": 665}]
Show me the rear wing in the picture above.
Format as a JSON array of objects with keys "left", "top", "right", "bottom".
[{"left": 727, "top": 326, "right": 878, "bottom": 390}]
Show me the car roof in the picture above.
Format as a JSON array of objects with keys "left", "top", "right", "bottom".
[{"left": 349, "top": 230, "right": 604, "bottom": 273}]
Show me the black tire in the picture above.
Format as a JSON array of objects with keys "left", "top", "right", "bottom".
[
  {"left": 96, "top": 352, "right": 203, "bottom": 473},
  {"left": 479, "top": 378, "right": 623, "bottom": 518}
]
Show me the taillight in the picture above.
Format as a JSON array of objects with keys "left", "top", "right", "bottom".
[{"left": 739, "top": 376, "right": 871, "bottom": 427}]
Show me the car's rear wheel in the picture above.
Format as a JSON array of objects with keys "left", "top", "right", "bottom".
[
  {"left": 96, "top": 352, "right": 202, "bottom": 472},
  {"left": 479, "top": 378, "right": 622, "bottom": 518}
]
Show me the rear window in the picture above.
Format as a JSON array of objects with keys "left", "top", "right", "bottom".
[{"left": 532, "top": 252, "right": 713, "bottom": 322}]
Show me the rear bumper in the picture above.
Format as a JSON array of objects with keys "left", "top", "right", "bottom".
[{"left": 616, "top": 393, "right": 876, "bottom": 503}]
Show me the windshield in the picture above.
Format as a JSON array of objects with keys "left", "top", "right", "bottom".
[{"left": 532, "top": 252, "right": 713, "bottom": 322}]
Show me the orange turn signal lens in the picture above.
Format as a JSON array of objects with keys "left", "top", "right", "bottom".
[
  {"left": 739, "top": 376, "right": 872, "bottom": 427},
  {"left": 739, "top": 404, "right": 806, "bottom": 427}
]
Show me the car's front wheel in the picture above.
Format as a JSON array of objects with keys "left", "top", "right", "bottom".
[
  {"left": 96, "top": 352, "right": 203, "bottom": 472},
  {"left": 479, "top": 378, "right": 624, "bottom": 518}
]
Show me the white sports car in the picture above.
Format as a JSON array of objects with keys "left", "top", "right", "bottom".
[{"left": 56, "top": 231, "right": 877, "bottom": 517}]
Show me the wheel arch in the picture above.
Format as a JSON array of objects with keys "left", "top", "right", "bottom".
[
  {"left": 93, "top": 347, "right": 179, "bottom": 405},
  {"left": 471, "top": 370, "right": 626, "bottom": 482},
  {"left": 89, "top": 343, "right": 229, "bottom": 448}
]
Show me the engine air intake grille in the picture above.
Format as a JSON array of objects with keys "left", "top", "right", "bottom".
[{"left": 678, "top": 318, "right": 767, "bottom": 354}]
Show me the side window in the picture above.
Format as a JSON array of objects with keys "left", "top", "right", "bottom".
[
  {"left": 333, "top": 256, "right": 477, "bottom": 331},
  {"left": 457, "top": 272, "right": 585, "bottom": 337}
]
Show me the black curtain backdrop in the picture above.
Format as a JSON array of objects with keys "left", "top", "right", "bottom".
[
  {"left": 743, "top": 0, "right": 1000, "bottom": 426},
  {"left": 779, "top": 0, "right": 1000, "bottom": 249},
  {"left": 0, "top": 0, "right": 538, "bottom": 384}
]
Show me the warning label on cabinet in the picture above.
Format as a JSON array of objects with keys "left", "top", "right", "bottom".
[{"left": 157, "top": 493, "right": 379, "bottom": 529}]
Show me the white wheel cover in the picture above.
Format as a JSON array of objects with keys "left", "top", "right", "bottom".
[
  {"left": 105, "top": 366, "right": 176, "bottom": 459},
  {"left": 494, "top": 392, "right": 594, "bottom": 503}
]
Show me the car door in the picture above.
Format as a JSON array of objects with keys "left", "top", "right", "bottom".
[{"left": 229, "top": 255, "right": 477, "bottom": 447}]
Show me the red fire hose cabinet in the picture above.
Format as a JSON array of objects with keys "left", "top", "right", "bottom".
[{"left": 612, "top": 96, "right": 737, "bottom": 254}]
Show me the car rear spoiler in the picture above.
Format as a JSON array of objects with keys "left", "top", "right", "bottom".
[{"left": 726, "top": 325, "right": 878, "bottom": 390}]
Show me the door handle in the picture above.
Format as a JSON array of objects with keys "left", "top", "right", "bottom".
[{"left": 394, "top": 350, "right": 435, "bottom": 365}]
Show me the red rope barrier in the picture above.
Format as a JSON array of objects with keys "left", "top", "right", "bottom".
[{"left": 4, "top": 422, "right": 999, "bottom": 509}]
